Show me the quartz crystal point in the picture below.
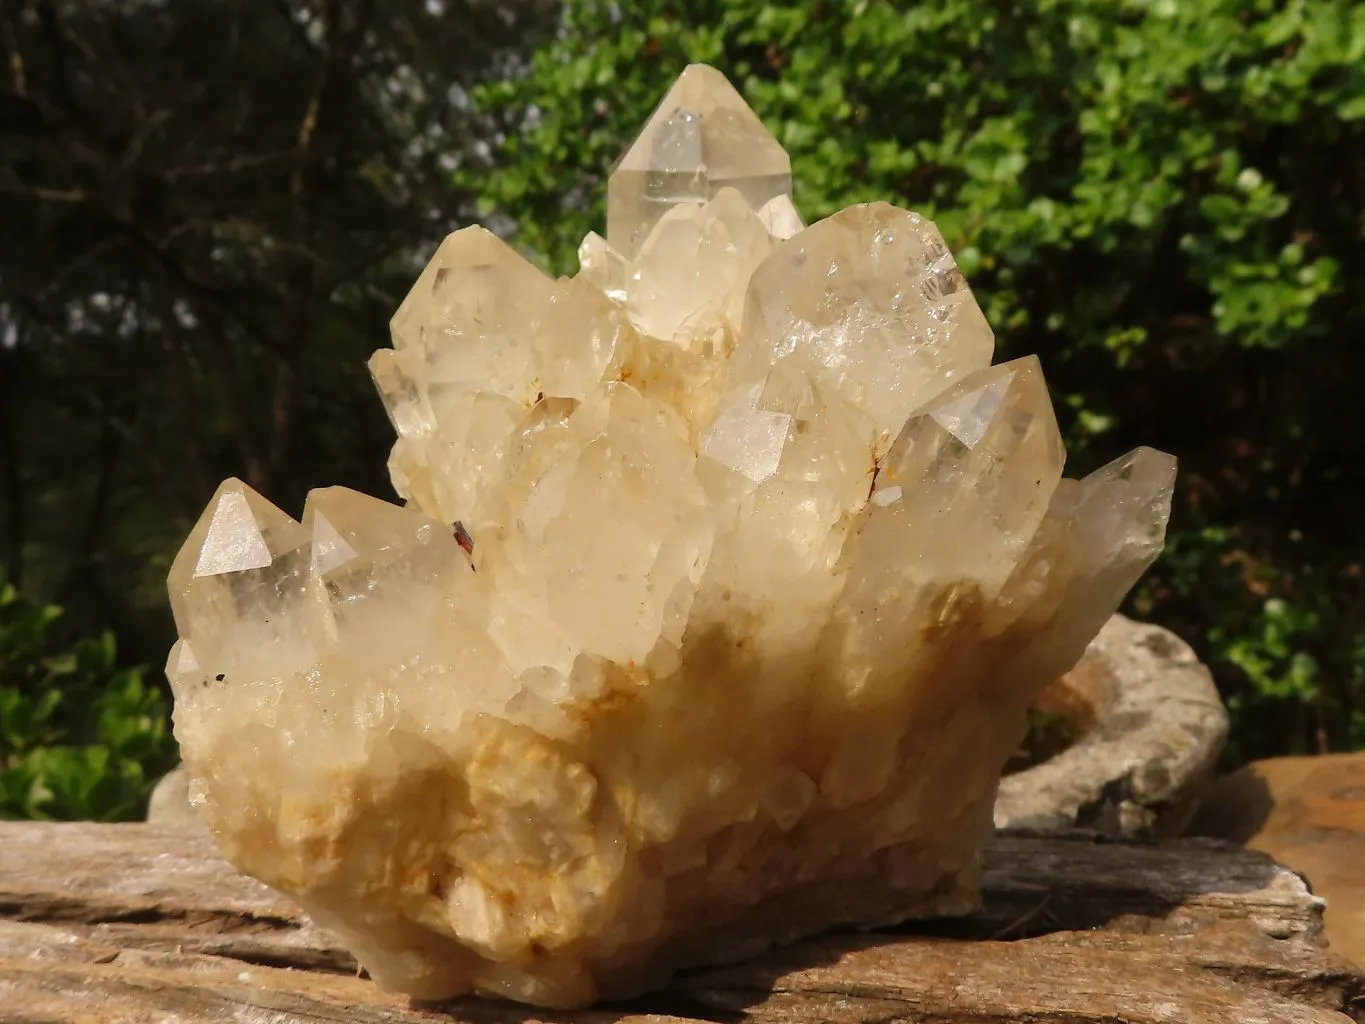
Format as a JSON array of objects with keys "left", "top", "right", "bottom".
[
  {"left": 166, "top": 65, "right": 1176, "bottom": 1010},
  {"left": 626, "top": 187, "right": 773, "bottom": 344},
  {"left": 607, "top": 63, "right": 792, "bottom": 259},
  {"left": 374, "top": 226, "right": 624, "bottom": 528}
]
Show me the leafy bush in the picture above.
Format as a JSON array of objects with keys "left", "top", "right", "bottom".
[
  {"left": 468, "top": 0, "right": 1365, "bottom": 762},
  {"left": 0, "top": 581, "right": 176, "bottom": 820}
]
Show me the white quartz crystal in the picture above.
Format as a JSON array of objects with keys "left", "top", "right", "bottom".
[{"left": 166, "top": 64, "right": 1175, "bottom": 1009}]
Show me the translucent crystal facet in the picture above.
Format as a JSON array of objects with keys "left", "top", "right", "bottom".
[
  {"left": 607, "top": 64, "right": 791, "bottom": 260},
  {"left": 167, "top": 478, "right": 312, "bottom": 683},
  {"left": 626, "top": 187, "right": 772, "bottom": 344},
  {"left": 373, "top": 227, "right": 626, "bottom": 528},
  {"left": 167, "top": 64, "right": 1176, "bottom": 1012},
  {"left": 866, "top": 356, "right": 1064, "bottom": 597},
  {"left": 758, "top": 194, "right": 806, "bottom": 240},
  {"left": 725, "top": 202, "right": 995, "bottom": 455},
  {"left": 577, "top": 231, "right": 627, "bottom": 303}
]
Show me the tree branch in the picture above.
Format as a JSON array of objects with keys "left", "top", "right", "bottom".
[
  {"left": 290, "top": 0, "right": 335, "bottom": 202},
  {"left": 160, "top": 151, "right": 293, "bottom": 182},
  {"left": 34, "top": 0, "right": 81, "bottom": 121},
  {"left": 264, "top": 0, "right": 381, "bottom": 492},
  {"left": 57, "top": 414, "right": 125, "bottom": 604},
  {"left": 0, "top": 341, "right": 25, "bottom": 586},
  {"left": 149, "top": 287, "right": 218, "bottom": 513},
  {"left": 1, "top": 0, "right": 25, "bottom": 96},
  {"left": 0, "top": 180, "right": 86, "bottom": 202},
  {"left": 109, "top": 216, "right": 291, "bottom": 363}
]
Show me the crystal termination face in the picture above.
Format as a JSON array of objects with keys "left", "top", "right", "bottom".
[{"left": 166, "top": 63, "right": 1176, "bottom": 1009}]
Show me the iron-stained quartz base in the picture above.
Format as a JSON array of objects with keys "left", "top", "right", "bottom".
[{"left": 166, "top": 64, "right": 1175, "bottom": 1008}]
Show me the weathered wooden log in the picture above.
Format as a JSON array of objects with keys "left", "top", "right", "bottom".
[{"left": 1, "top": 821, "right": 1360, "bottom": 1022}]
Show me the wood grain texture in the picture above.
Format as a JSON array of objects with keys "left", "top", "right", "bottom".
[
  {"left": 1, "top": 821, "right": 1361, "bottom": 1023},
  {"left": 1191, "top": 751, "right": 1365, "bottom": 969}
]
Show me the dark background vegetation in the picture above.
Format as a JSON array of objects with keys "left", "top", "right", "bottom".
[{"left": 1, "top": 0, "right": 1362, "bottom": 818}]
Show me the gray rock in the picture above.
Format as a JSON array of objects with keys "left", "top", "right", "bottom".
[
  {"left": 146, "top": 763, "right": 199, "bottom": 825},
  {"left": 995, "top": 614, "right": 1228, "bottom": 839}
]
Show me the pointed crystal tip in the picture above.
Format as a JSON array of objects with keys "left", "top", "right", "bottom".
[
  {"left": 607, "top": 64, "right": 791, "bottom": 260},
  {"left": 170, "top": 478, "right": 304, "bottom": 589},
  {"left": 166, "top": 477, "right": 308, "bottom": 648}
]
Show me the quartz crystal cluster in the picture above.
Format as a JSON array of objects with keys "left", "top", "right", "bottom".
[{"left": 166, "top": 65, "right": 1175, "bottom": 1008}]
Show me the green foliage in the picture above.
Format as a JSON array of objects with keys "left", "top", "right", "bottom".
[
  {"left": 0, "top": 0, "right": 555, "bottom": 821},
  {"left": 1140, "top": 524, "right": 1365, "bottom": 762},
  {"left": 0, "top": 0, "right": 556, "bottom": 670},
  {"left": 0, "top": 582, "right": 176, "bottom": 820},
  {"left": 3, "top": 0, "right": 1360, "bottom": 775},
  {"left": 469, "top": 0, "right": 1365, "bottom": 761}
]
